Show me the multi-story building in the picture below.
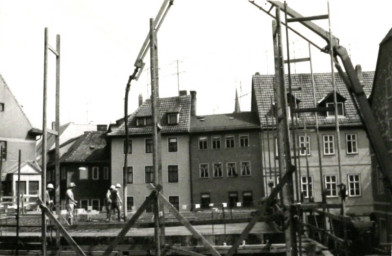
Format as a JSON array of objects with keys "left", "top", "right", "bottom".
[
  {"left": 190, "top": 112, "right": 263, "bottom": 209},
  {"left": 370, "top": 28, "right": 392, "bottom": 246},
  {"left": 47, "top": 128, "right": 110, "bottom": 211},
  {"left": 0, "top": 74, "right": 39, "bottom": 198},
  {"left": 108, "top": 91, "right": 195, "bottom": 212},
  {"left": 252, "top": 71, "right": 374, "bottom": 215}
]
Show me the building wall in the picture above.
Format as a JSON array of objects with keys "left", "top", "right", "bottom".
[
  {"left": 262, "top": 127, "right": 373, "bottom": 215},
  {"left": 111, "top": 134, "right": 191, "bottom": 211},
  {"left": 190, "top": 130, "right": 263, "bottom": 208}
]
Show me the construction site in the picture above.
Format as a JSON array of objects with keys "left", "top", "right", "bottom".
[{"left": 0, "top": 0, "right": 391, "bottom": 255}]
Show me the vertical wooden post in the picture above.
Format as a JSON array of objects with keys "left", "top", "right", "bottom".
[
  {"left": 55, "top": 33, "right": 61, "bottom": 247},
  {"left": 42, "top": 27, "right": 48, "bottom": 256},
  {"left": 272, "top": 8, "right": 297, "bottom": 256},
  {"left": 0, "top": 146, "right": 3, "bottom": 198},
  {"left": 16, "top": 150, "right": 21, "bottom": 256}
]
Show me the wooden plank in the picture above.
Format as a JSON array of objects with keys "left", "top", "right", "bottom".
[
  {"left": 287, "top": 15, "right": 329, "bottom": 22},
  {"left": 158, "top": 193, "right": 221, "bottom": 256},
  {"left": 103, "top": 191, "right": 156, "bottom": 256},
  {"left": 284, "top": 57, "right": 310, "bottom": 64}
]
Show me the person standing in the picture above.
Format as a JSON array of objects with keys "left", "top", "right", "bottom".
[
  {"left": 108, "top": 185, "right": 122, "bottom": 222},
  {"left": 105, "top": 185, "right": 115, "bottom": 221},
  {"left": 65, "top": 182, "right": 77, "bottom": 225},
  {"left": 46, "top": 183, "right": 54, "bottom": 212}
]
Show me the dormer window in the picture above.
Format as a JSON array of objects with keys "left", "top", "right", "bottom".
[
  {"left": 136, "top": 116, "right": 153, "bottom": 127},
  {"left": 167, "top": 113, "right": 179, "bottom": 125},
  {"left": 326, "top": 102, "right": 345, "bottom": 117}
]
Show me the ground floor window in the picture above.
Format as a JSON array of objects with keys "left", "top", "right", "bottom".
[
  {"left": 348, "top": 174, "right": 361, "bottom": 196},
  {"left": 242, "top": 191, "right": 253, "bottom": 207},
  {"left": 91, "top": 199, "right": 100, "bottom": 211},
  {"left": 127, "top": 197, "right": 134, "bottom": 211},
  {"left": 169, "top": 196, "right": 180, "bottom": 211},
  {"left": 145, "top": 196, "right": 153, "bottom": 213},
  {"left": 15, "top": 181, "right": 26, "bottom": 195},
  {"left": 228, "top": 192, "right": 238, "bottom": 208},
  {"left": 200, "top": 193, "right": 211, "bottom": 209},
  {"left": 80, "top": 199, "right": 89, "bottom": 210}
]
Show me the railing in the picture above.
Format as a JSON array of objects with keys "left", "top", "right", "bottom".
[{"left": 0, "top": 195, "right": 40, "bottom": 213}]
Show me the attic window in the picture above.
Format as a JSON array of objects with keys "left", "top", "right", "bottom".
[
  {"left": 326, "top": 102, "right": 345, "bottom": 117},
  {"left": 0, "top": 103, "right": 4, "bottom": 112},
  {"left": 167, "top": 113, "right": 179, "bottom": 125},
  {"left": 136, "top": 116, "right": 153, "bottom": 127}
]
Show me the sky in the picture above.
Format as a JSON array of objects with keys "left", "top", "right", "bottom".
[{"left": 0, "top": 0, "right": 391, "bottom": 128}]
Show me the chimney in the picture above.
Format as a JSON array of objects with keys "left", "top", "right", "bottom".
[
  {"left": 97, "top": 124, "right": 107, "bottom": 131},
  {"left": 179, "top": 90, "right": 187, "bottom": 96},
  {"left": 138, "top": 94, "right": 143, "bottom": 106},
  {"left": 355, "top": 64, "right": 363, "bottom": 86},
  {"left": 190, "top": 90, "right": 197, "bottom": 116}
]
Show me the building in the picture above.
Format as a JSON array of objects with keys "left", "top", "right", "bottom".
[
  {"left": 0, "top": 74, "right": 38, "bottom": 198},
  {"left": 252, "top": 71, "right": 374, "bottom": 215},
  {"left": 108, "top": 91, "right": 195, "bottom": 212},
  {"left": 47, "top": 128, "right": 110, "bottom": 211},
  {"left": 369, "top": 27, "right": 392, "bottom": 246},
  {"left": 190, "top": 111, "right": 263, "bottom": 209}
]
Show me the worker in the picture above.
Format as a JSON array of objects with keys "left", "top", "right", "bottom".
[
  {"left": 46, "top": 183, "right": 54, "bottom": 212},
  {"left": 105, "top": 185, "right": 115, "bottom": 221},
  {"left": 65, "top": 182, "right": 77, "bottom": 225},
  {"left": 108, "top": 184, "right": 122, "bottom": 222}
]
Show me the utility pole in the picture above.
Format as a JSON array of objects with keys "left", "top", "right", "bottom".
[{"left": 272, "top": 8, "right": 297, "bottom": 256}]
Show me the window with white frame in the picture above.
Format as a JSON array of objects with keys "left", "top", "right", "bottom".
[
  {"left": 103, "top": 167, "right": 109, "bottom": 180},
  {"left": 145, "top": 166, "right": 154, "bottom": 183},
  {"left": 324, "top": 175, "right": 337, "bottom": 197},
  {"left": 213, "top": 163, "right": 223, "bottom": 177},
  {"left": 167, "top": 113, "right": 179, "bottom": 125},
  {"left": 92, "top": 167, "right": 99, "bottom": 180},
  {"left": 226, "top": 136, "right": 235, "bottom": 148},
  {"left": 123, "top": 139, "right": 132, "bottom": 154},
  {"left": 227, "top": 162, "right": 238, "bottom": 177},
  {"left": 199, "top": 164, "right": 209, "bottom": 178},
  {"left": 168, "top": 138, "right": 178, "bottom": 152},
  {"left": 168, "top": 165, "right": 179, "bottom": 183},
  {"left": 136, "top": 116, "right": 153, "bottom": 127},
  {"left": 326, "top": 102, "right": 345, "bottom": 117},
  {"left": 199, "top": 137, "right": 208, "bottom": 150},
  {"left": 212, "top": 137, "right": 221, "bottom": 149},
  {"left": 126, "top": 167, "right": 133, "bottom": 184},
  {"left": 80, "top": 199, "right": 89, "bottom": 210},
  {"left": 348, "top": 174, "right": 361, "bottom": 197},
  {"left": 145, "top": 138, "right": 153, "bottom": 153},
  {"left": 323, "top": 135, "right": 335, "bottom": 155},
  {"left": 301, "top": 176, "right": 313, "bottom": 198},
  {"left": 239, "top": 135, "right": 249, "bottom": 147},
  {"left": 298, "top": 135, "right": 310, "bottom": 156},
  {"left": 346, "top": 134, "right": 358, "bottom": 154},
  {"left": 240, "top": 161, "right": 251, "bottom": 176},
  {"left": 79, "top": 167, "right": 88, "bottom": 180},
  {"left": 91, "top": 199, "right": 100, "bottom": 211}
]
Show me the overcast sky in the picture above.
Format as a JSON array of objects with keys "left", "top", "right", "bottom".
[{"left": 0, "top": 0, "right": 391, "bottom": 128}]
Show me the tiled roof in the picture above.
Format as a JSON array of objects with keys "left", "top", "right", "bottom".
[
  {"left": 191, "top": 112, "right": 260, "bottom": 133},
  {"left": 252, "top": 72, "right": 374, "bottom": 128},
  {"left": 108, "top": 95, "right": 192, "bottom": 136},
  {"left": 60, "top": 131, "right": 109, "bottom": 163}
]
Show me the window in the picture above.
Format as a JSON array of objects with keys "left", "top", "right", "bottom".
[
  {"left": 240, "top": 161, "right": 251, "bottom": 176},
  {"left": 239, "top": 135, "right": 249, "bottom": 147},
  {"left": 91, "top": 199, "right": 100, "bottom": 211},
  {"left": 145, "top": 166, "right": 154, "bottom": 183},
  {"left": 61, "top": 167, "right": 66, "bottom": 180},
  {"left": 298, "top": 136, "right": 310, "bottom": 156},
  {"left": 199, "top": 137, "right": 207, "bottom": 150},
  {"left": 348, "top": 174, "right": 361, "bottom": 197},
  {"left": 212, "top": 137, "right": 221, "bottom": 149},
  {"left": 169, "top": 196, "right": 180, "bottom": 211},
  {"left": 200, "top": 193, "right": 211, "bottom": 209},
  {"left": 243, "top": 191, "right": 253, "bottom": 207},
  {"left": 326, "top": 102, "right": 345, "bottom": 117},
  {"left": 103, "top": 167, "right": 109, "bottom": 180},
  {"left": 126, "top": 167, "right": 133, "bottom": 184},
  {"left": 346, "top": 134, "right": 358, "bottom": 154},
  {"left": 227, "top": 162, "right": 238, "bottom": 177},
  {"left": 127, "top": 197, "right": 134, "bottom": 211},
  {"left": 167, "top": 113, "right": 179, "bottom": 125},
  {"left": 145, "top": 196, "right": 153, "bottom": 212},
  {"left": 145, "top": 138, "right": 153, "bottom": 153},
  {"left": 168, "top": 138, "right": 178, "bottom": 152},
  {"left": 226, "top": 136, "right": 235, "bottom": 148},
  {"left": 301, "top": 176, "right": 313, "bottom": 198},
  {"left": 324, "top": 175, "right": 337, "bottom": 197},
  {"left": 199, "top": 164, "right": 209, "bottom": 178},
  {"left": 0, "top": 140, "right": 6, "bottom": 160},
  {"left": 16, "top": 181, "right": 26, "bottom": 195},
  {"left": 168, "top": 165, "right": 178, "bottom": 183},
  {"left": 136, "top": 117, "right": 153, "bottom": 127},
  {"left": 213, "top": 163, "right": 223, "bottom": 177},
  {"left": 79, "top": 167, "right": 88, "bottom": 180},
  {"left": 92, "top": 167, "right": 99, "bottom": 180},
  {"left": 228, "top": 192, "right": 238, "bottom": 208},
  {"left": 80, "top": 199, "right": 89, "bottom": 210},
  {"left": 29, "top": 181, "right": 39, "bottom": 195},
  {"left": 0, "top": 103, "right": 4, "bottom": 112},
  {"left": 123, "top": 140, "right": 132, "bottom": 154},
  {"left": 323, "top": 135, "right": 335, "bottom": 155}
]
